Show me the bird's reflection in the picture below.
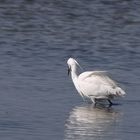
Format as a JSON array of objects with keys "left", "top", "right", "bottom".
[{"left": 64, "top": 105, "right": 122, "bottom": 140}]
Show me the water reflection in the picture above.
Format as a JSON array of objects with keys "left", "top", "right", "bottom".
[{"left": 65, "top": 105, "right": 122, "bottom": 140}]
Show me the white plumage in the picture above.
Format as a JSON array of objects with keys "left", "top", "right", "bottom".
[{"left": 67, "top": 58, "right": 126, "bottom": 105}]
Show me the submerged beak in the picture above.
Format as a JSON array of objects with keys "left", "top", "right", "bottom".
[{"left": 68, "top": 66, "right": 71, "bottom": 76}]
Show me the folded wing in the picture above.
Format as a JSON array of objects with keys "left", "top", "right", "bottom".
[{"left": 78, "top": 71, "right": 125, "bottom": 98}]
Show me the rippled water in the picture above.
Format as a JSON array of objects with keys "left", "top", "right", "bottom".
[{"left": 0, "top": 0, "right": 140, "bottom": 140}]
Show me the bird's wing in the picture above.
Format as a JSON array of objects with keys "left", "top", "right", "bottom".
[
  {"left": 78, "top": 71, "right": 117, "bottom": 88},
  {"left": 78, "top": 71, "right": 125, "bottom": 98}
]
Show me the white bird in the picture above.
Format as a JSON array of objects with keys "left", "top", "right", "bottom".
[{"left": 67, "top": 58, "right": 126, "bottom": 105}]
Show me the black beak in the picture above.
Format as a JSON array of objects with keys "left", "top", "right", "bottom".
[{"left": 68, "top": 66, "right": 71, "bottom": 76}]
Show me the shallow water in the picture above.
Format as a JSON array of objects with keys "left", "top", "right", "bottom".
[{"left": 0, "top": 0, "right": 140, "bottom": 139}]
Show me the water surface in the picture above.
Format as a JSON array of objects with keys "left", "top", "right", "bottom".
[{"left": 0, "top": 0, "right": 140, "bottom": 140}]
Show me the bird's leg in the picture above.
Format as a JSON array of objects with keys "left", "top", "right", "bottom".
[
  {"left": 108, "top": 99, "right": 113, "bottom": 106},
  {"left": 91, "top": 97, "right": 96, "bottom": 105},
  {"left": 94, "top": 98, "right": 98, "bottom": 106}
]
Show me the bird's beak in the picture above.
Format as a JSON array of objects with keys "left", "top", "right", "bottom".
[{"left": 68, "top": 66, "right": 71, "bottom": 76}]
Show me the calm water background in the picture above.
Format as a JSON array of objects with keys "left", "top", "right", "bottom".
[{"left": 0, "top": 0, "right": 140, "bottom": 139}]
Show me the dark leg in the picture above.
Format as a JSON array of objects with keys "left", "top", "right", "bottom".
[{"left": 108, "top": 99, "right": 113, "bottom": 106}]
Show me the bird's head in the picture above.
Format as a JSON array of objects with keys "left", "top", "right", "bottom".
[{"left": 67, "top": 58, "right": 82, "bottom": 75}]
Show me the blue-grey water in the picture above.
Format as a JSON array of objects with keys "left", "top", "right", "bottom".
[{"left": 0, "top": 0, "right": 140, "bottom": 139}]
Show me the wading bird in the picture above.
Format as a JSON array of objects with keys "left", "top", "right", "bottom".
[{"left": 67, "top": 58, "right": 126, "bottom": 106}]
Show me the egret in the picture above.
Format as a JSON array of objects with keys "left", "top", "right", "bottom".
[{"left": 67, "top": 58, "right": 126, "bottom": 106}]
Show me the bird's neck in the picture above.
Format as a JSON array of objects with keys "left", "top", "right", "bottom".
[{"left": 71, "top": 66, "right": 78, "bottom": 80}]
